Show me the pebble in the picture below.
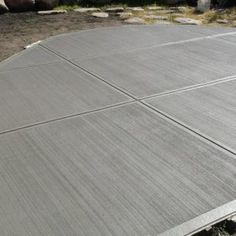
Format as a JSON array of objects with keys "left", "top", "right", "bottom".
[
  {"left": 175, "top": 17, "right": 201, "bottom": 25},
  {"left": 105, "top": 7, "right": 124, "bottom": 13},
  {"left": 216, "top": 19, "right": 229, "bottom": 24},
  {"left": 74, "top": 8, "right": 100, "bottom": 13},
  {"left": 144, "top": 15, "right": 168, "bottom": 20},
  {"left": 118, "top": 12, "right": 133, "bottom": 19},
  {"left": 124, "top": 17, "right": 145, "bottom": 24},
  {"left": 146, "top": 6, "right": 164, "bottom": 10},
  {"left": 127, "top": 7, "right": 144, "bottom": 12},
  {"left": 156, "top": 9, "right": 175, "bottom": 14},
  {"left": 37, "top": 10, "right": 67, "bottom": 15},
  {"left": 91, "top": 12, "right": 109, "bottom": 18}
]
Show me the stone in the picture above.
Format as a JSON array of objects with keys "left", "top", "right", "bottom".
[
  {"left": 5, "top": 0, "right": 34, "bottom": 12},
  {"left": 197, "top": 0, "right": 211, "bottom": 12},
  {"left": 144, "top": 15, "right": 168, "bottom": 20},
  {"left": 105, "top": 7, "right": 124, "bottom": 13},
  {"left": 74, "top": 7, "right": 100, "bottom": 13},
  {"left": 118, "top": 12, "right": 133, "bottom": 19},
  {"left": 127, "top": 7, "right": 144, "bottom": 12},
  {"left": 91, "top": 12, "right": 109, "bottom": 18},
  {"left": 24, "top": 40, "right": 42, "bottom": 49},
  {"left": 146, "top": 6, "right": 163, "bottom": 10},
  {"left": 216, "top": 19, "right": 229, "bottom": 24},
  {"left": 124, "top": 17, "right": 145, "bottom": 24},
  {"left": 0, "top": 0, "right": 8, "bottom": 13},
  {"left": 35, "top": 0, "right": 59, "bottom": 10},
  {"left": 175, "top": 17, "right": 201, "bottom": 25},
  {"left": 37, "top": 9, "right": 67, "bottom": 14}
]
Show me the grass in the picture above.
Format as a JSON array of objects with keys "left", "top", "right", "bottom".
[{"left": 54, "top": 2, "right": 236, "bottom": 27}]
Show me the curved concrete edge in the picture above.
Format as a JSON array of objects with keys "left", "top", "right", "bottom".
[
  {"left": 1, "top": 24, "right": 235, "bottom": 67},
  {"left": 0, "top": 43, "right": 45, "bottom": 69},
  {"left": 159, "top": 200, "right": 236, "bottom": 236},
  {"left": 0, "top": 25, "right": 139, "bottom": 67},
  {"left": 39, "top": 24, "right": 236, "bottom": 44}
]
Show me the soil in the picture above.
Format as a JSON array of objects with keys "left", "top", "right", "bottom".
[{"left": 0, "top": 11, "right": 124, "bottom": 62}]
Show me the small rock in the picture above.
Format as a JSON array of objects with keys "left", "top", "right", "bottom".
[
  {"left": 146, "top": 6, "right": 163, "bottom": 10},
  {"left": 74, "top": 8, "right": 100, "bottom": 13},
  {"left": 144, "top": 15, "right": 168, "bottom": 20},
  {"left": 24, "top": 40, "right": 42, "bottom": 49},
  {"left": 105, "top": 7, "right": 124, "bottom": 13},
  {"left": 124, "top": 17, "right": 145, "bottom": 24},
  {"left": 0, "top": 0, "right": 8, "bottom": 14},
  {"left": 175, "top": 17, "right": 201, "bottom": 25},
  {"left": 118, "top": 12, "right": 133, "bottom": 19},
  {"left": 127, "top": 7, "right": 144, "bottom": 12},
  {"left": 37, "top": 9, "right": 67, "bottom": 15},
  {"left": 91, "top": 12, "right": 109, "bottom": 18},
  {"left": 216, "top": 19, "right": 229, "bottom": 24}
]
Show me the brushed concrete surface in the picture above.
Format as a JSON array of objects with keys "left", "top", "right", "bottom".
[
  {"left": 74, "top": 38, "right": 236, "bottom": 98},
  {"left": 41, "top": 25, "right": 236, "bottom": 60},
  {"left": 0, "top": 61, "right": 131, "bottom": 133},
  {"left": 218, "top": 34, "right": 236, "bottom": 44},
  {"left": 0, "top": 25, "right": 236, "bottom": 235},
  {"left": 0, "top": 46, "right": 62, "bottom": 71},
  {"left": 160, "top": 200, "right": 236, "bottom": 236},
  {"left": 144, "top": 79, "right": 236, "bottom": 153},
  {"left": 0, "top": 103, "right": 235, "bottom": 235}
]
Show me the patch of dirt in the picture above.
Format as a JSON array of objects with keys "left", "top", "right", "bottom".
[{"left": 0, "top": 11, "right": 124, "bottom": 62}]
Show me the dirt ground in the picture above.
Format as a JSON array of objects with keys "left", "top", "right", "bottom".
[{"left": 0, "top": 11, "right": 124, "bottom": 62}]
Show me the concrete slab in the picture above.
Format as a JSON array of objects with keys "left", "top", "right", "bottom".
[
  {"left": 0, "top": 103, "right": 235, "bottom": 235},
  {"left": 0, "top": 46, "right": 62, "bottom": 72},
  {"left": 218, "top": 34, "right": 236, "bottom": 44},
  {"left": 0, "top": 61, "right": 130, "bottom": 133},
  {"left": 160, "top": 200, "right": 236, "bottom": 236},
  {"left": 144, "top": 78, "right": 236, "bottom": 153},
  {"left": 74, "top": 38, "right": 236, "bottom": 98},
  {"left": 41, "top": 25, "right": 235, "bottom": 60},
  {"left": 0, "top": 25, "right": 236, "bottom": 235}
]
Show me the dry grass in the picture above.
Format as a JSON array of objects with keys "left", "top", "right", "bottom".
[{"left": 54, "top": 3, "right": 236, "bottom": 26}]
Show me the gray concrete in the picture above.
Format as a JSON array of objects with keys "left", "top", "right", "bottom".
[
  {"left": 0, "top": 25, "right": 236, "bottom": 235},
  {"left": 144, "top": 78, "right": 236, "bottom": 153},
  {"left": 160, "top": 200, "right": 236, "bottom": 236},
  {"left": 74, "top": 38, "right": 236, "bottom": 98},
  {"left": 41, "top": 25, "right": 235, "bottom": 60},
  {"left": 0, "top": 61, "right": 131, "bottom": 133},
  {"left": 0, "top": 46, "right": 62, "bottom": 71},
  {"left": 218, "top": 34, "right": 236, "bottom": 44},
  {"left": 0, "top": 103, "right": 235, "bottom": 235}
]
